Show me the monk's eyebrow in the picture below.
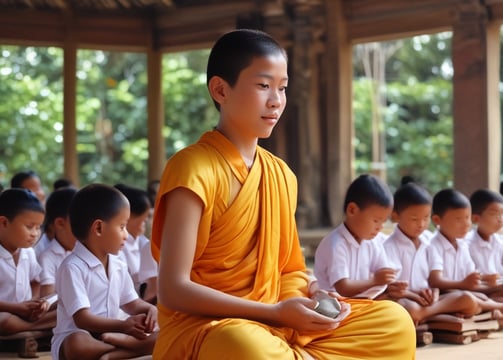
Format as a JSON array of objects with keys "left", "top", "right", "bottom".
[{"left": 255, "top": 73, "right": 289, "bottom": 82}]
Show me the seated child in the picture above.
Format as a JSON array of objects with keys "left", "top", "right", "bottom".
[
  {"left": 38, "top": 187, "right": 78, "bottom": 297},
  {"left": 428, "top": 188, "right": 503, "bottom": 315},
  {"left": 51, "top": 184, "right": 158, "bottom": 360},
  {"left": 314, "top": 174, "right": 397, "bottom": 298},
  {"left": 467, "top": 189, "right": 503, "bottom": 301},
  {"left": 115, "top": 184, "right": 157, "bottom": 300},
  {"left": 0, "top": 188, "right": 56, "bottom": 335},
  {"left": 11, "top": 170, "right": 50, "bottom": 258},
  {"left": 385, "top": 183, "right": 480, "bottom": 323}
]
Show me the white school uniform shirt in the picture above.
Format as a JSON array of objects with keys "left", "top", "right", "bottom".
[
  {"left": 384, "top": 227, "right": 432, "bottom": 291},
  {"left": 0, "top": 245, "right": 41, "bottom": 302},
  {"left": 138, "top": 239, "right": 158, "bottom": 284},
  {"left": 38, "top": 239, "right": 73, "bottom": 286},
  {"left": 313, "top": 223, "right": 389, "bottom": 292},
  {"left": 467, "top": 230, "right": 503, "bottom": 275},
  {"left": 51, "top": 241, "right": 138, "bottom": 360},
  {"left": 33, "top": 232, "right": 51, "bottom": 260},
  {"left": 427, "top": 231, "right": 476, "bottom": 281},
  {"left": 118, "top": 233, "right": 150, "bottom": 290}
]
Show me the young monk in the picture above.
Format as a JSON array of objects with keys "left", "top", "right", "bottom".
[{"left": 151, "top": 28, "right": 415, "bottom": 360}]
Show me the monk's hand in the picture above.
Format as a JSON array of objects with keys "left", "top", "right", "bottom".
[{"left": 273, "top": 297, "right": 341, "bottom": 333}]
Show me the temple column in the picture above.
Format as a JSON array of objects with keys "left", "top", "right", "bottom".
[
  {"left": 324, "top": 0, "right": 354, "bottom": 225},
  {"left": 147, "top": 25, "right": 165, "bottom": 182},
  {"left": 452, "top": 0, "right": 501, "bottom": 193},
  {"left": 63, "top": 11, "right": 78, "bottom": 186}
]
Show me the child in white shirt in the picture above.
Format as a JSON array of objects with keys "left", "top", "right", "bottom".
[
  {"left": 0, "top": 188, "right": 56, "bottom": 335},
  {"left": 115, "top": 183, "right": 158, "bottom": 301},
  {"left": 385, "top": 183, "right": 480, "bottom": 323},
  {"left": 314, "top": 174, "right": 396, "bottom": 298},
  {"left": 467, "top": 189, "right": 503, "bottom": 301},
  {"left": 38, "top": 187, "right": 77, "bottom": 297},
  {"left": 428, "top": 188, "right": 503, "bottom": 315},
  {"left": 51, "top": 184, "right": 157, "bottom": 360}
]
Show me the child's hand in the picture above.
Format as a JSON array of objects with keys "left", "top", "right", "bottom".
[
  {"left": 386, "top": 281, "right": 408, "bottom": 299},
  {"left": 483, "top": 273, "right": 500, "bottom": 287},
  {"left": 14, "top": 300, "right": 48, "bottom": 321},
  {"left": 143, "top": 305, "right": 158, "bottom": 333},
  {"left": 28, "top": 299, "right": 50, "bottom": 321},
  {"left": 373, "top": 268, "right": 397, "bottom": 285},
  {"left": 462, "top": 271, "right": 481, "bottom": 290},
  {"left": 123, "top": 314, "right": 148, "bottom": 339},
  {"left": 416, "top": 288, "right": 435, "bottom": 306}
]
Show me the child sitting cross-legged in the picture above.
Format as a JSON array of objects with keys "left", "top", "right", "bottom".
[
  {"left": 314, "top": 174, "right": 398, "bottom": 299},
  {"left": 427, "top": 188, "right": 503, "bottom": 317},
  {"left": 38, "top": 187, "right": 78, "bottom": 298},
  {"left": 51, "top": 184, "right": 158, "bottom": 360},
  {"left": 467, "top": 189, "right": 503, "bottom": 301},
  {"left": 384, "top": 183, "right": 480, "bottom": 324},
  {"left": 0, "top": 189, "right": 56, "bottom": 336}
]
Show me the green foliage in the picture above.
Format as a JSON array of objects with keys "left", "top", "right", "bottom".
[
  {"left": 163, "top": 50, "right": 218, "bottom": 156},
  {"left": 0, "top": 46, "right": 217, "bottom": 191},
  {"left": 0, "top": 46, "right": 64, "bottom": 189},
  {"left": 353, "top": 32, "right": 454, "bottom": 194}
]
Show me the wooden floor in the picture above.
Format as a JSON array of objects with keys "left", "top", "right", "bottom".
[{"left": 1, "top": 333, "right": 503, "bottom": 360}]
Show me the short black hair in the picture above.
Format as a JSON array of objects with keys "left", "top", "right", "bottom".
[
  {"left": 393, "top": 183, "right": 432, "bottom": 214},
  {"left": 470, "top": 189, "right": 503, "bottom": 215},
  {"left": 207, "top": 28, "right": 287, "bottom": 111},
  {"left": 432, "top": 188, "right": 470, "bottom": 217},
  {"left": 53, "top": 178, "right": 74, "bottom": 190},
  {"left": 0, "top": 188, "right": 44, "bottom": 220},
  {"left": 343, "top": 174, "right": 393, "bottom": 212},
  {"left": 69, "top": 183, "right": 129, "bottom": 241},
  {"left": 44, "top": 187, "right": 78, "bottom": 228},
  {"left": 114, "top": 183, "right": 150, "bottom": 216},
  {"left": 10, "top": 170, "right": 38, "bottom": 188}
]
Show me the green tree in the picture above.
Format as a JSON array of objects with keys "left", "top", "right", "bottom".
[
  {"left": 0, "top": 46, "right": 64, "bottom": 190},
  {"left": 353, "top": 32, "right": 453, "bottom": 193}
]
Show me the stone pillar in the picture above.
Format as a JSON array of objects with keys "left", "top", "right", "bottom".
[{"left": 452, "top": 0, "right": 501, "bottom": 194}]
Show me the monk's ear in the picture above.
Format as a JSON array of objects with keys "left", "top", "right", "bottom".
[{"left": 208, "top": 76, "right": 229, "bottom": 107}]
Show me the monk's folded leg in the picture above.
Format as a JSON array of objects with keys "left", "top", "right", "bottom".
[
  {"left": 305, "top": 299, "right": 416, "bottom": 360},
  {"left": 198, "top": 319, "right": 302, "bottom": 360}
]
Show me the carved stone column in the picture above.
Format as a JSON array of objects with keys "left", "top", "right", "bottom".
[{"left": 452, "top": 0, "right": 501, "bottom": 193}]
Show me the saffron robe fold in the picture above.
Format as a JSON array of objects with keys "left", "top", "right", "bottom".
[{"left": 151, "top": 130, "right": 415, "bottom": 359}]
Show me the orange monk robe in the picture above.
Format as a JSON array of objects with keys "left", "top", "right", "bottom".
[{"left": 151, "top": 130, "right": 415, "bottom": 360}]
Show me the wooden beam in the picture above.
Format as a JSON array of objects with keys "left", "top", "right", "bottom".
[{"left": 343, "top": 0, "right": 456, "bottom": 43}]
